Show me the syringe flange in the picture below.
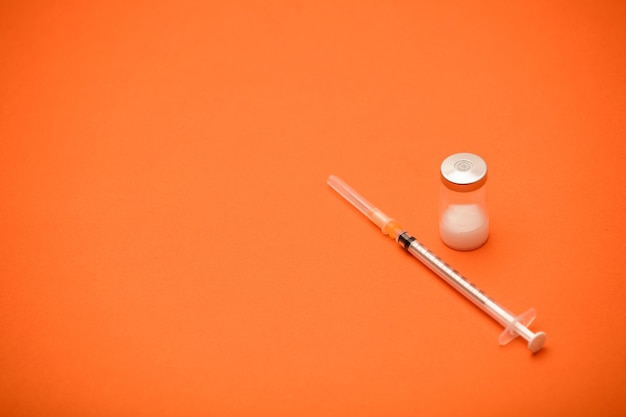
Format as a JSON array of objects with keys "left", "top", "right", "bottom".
[{"left": 498, "top": 308, "right": 547, "bottom": 353}]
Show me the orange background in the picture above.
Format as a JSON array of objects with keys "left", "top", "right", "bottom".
[{"left": 1, "top": 1, "right": 626, "bottom": 416}]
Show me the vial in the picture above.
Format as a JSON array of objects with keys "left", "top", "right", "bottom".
[{"left": 439, "top": 153, "right": 489, "bottom": 250}]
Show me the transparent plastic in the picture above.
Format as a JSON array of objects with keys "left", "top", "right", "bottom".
[
  {"left": 327, "top": 175, "right": 400, "bottom": 235},
  {"left": 406, "top": 241, "right": 546, "bottom": 353},
  {"left": 498, "top": 307, "right": 547, "bottom": 353},
  {"left": 328, "top": 175, "right": 547, "bottom": 353},
  {"left": 327, "top": 175, "right": 374, "bottom": 217}
]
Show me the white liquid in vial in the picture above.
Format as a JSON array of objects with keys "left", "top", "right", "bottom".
[{"left": 439, "top": 204, "right": 489, "bottom": 250}]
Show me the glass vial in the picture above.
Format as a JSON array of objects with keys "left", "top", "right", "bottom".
[{"left": 439, "top": 153, "right": 489, "bottom": 250}]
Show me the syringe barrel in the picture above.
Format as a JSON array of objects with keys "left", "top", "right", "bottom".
[
  {"left": 404, "top": 237, "right": 516, "bottom": 328},
  {"left": 401, "top": 232, "right": 546, "bottom": 352}
]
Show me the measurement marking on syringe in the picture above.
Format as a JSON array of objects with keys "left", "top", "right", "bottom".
[{"left": 408, "top": 240, "right": 490, "bottom": 305}]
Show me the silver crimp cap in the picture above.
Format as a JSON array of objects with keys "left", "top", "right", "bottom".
[{"left": 440, "top": 152, "right": 488, "bottom": 192}]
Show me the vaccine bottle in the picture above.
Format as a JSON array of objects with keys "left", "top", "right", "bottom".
[{"left": 439, "top": 153, "right": 489, "bottom": 250}]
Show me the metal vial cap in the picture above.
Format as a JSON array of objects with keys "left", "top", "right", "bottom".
[{"left": 440, "top": 153, "right": 488, "bottom": 192}]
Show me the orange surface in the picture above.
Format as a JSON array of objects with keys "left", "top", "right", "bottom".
[{"left": 1, "top": 1, "right": 626, "bottom": 416}]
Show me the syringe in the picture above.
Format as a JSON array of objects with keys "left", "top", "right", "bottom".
[{"left": 328, "top": 175, "right": 547, "bottom": 353}]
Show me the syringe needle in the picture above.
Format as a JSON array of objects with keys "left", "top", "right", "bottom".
[{"left": 327, "top": 175, "right": 547, "bottom": 353}]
